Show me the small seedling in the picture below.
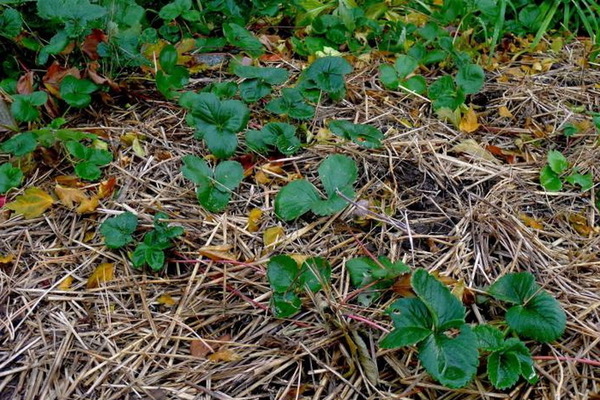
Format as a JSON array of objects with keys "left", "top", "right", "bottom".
[
  {"left": 245, "top": 122, "right": 301, "bottom": 155},
  {"left": 232, "top": 63, "right": 289, "bottom": 103},
  {"left": 181, "top": 155, "right": 244, "bottom": 212},
  {"left": 132, "top": 213, "right": 184, "bottom": 271},
  {"left": 328, "top": 120, "right": 383, "bottom": 149},
  {"left": 179, "top": 92, "right": 249, "bottom": 158},
  {"left": 275, "top": 154, "right": 358, "bottom": 221},
  {"left": 65, "top": 140, "right": 113, "bottom": 181},
  {"left": 100, "top": 212, "right": 139, "bottom": 249},
  {"left": 540, "top": 150, "right": 593, "bottom": 192},
  {"left": 266, "top": 88, "right": 315, "bottom": 120},
  {"left": 267, "top": 254, "right": 331, "bottom": 317}
]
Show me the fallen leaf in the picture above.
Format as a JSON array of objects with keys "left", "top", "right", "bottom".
[
  {"left": 263, "top": 226, "right": 284, "bottom": 248},
  {"left": 76, "top": 195, "right": 99, "bottom": 214},
  {"left": 43, "top": 63, "right": 80, "bottom": 97},
  {"left": 484, "top": 145, "right": 519, "bottom": 164},
  {"left": 97, "top": 177, "right": 117, "bottom": 199},
  {"left": 351, "top": 330, "right": 379, "bottom": 385},
  {"left": 81, "top": 29, "right": 107, "bottom": 60},
  {"left": 199, "top": 245, "right": 238, "bottom": 261},
  {"left": 452, "top": 139, "right": 498, "bottom": 163},
  {"left": 207, "top": 349, "right": 241, "bottom": 362},
  {"left": 247, "top": 208, "right": 263, "bottom": 232},
  {"left": 55, "top": 185, "right": 87, "bottom": 208},
  {"left": 55, "top": 175, "right": 86, "bottom": 187},
  {"left": 0, "top": 254, "right": 14, "bottom": 263},
  {"left": 391, "top": 274, "right": 414, "bottom": 297},
  {"left": 519, "top": 213, "right": 544, "bottom": 230},
  {"left": 567, "top": 214, "right": 599, "bottom": 236},
  {"left": 58, "top": 275, "right": 74, "bottom": 290},
  {"left": 17, "top": 71, "right": 34, "bottom": 94},
  {"left": 190, "top": 339, "right": 213, "bottom": 358},
  {"left": 86, "top": 263, "right": 114, "bottom": 289},
  {"left": 157, "top": 293, "right": 177, "bottom": 306},
  {"left": 6, "top": 187, "right": 54, "bottom": 219},
  {"left": 498, "top": 106, "right": 513, "bottom": 118},
  {"left": 459, "top": 107, "right": 480, "bottom": 133}
]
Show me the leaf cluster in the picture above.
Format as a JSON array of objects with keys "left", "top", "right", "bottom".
[
  {"left": 346, "top": 256, "right": 410, "bottom": 306},
  {"left": 132, "top": 213, "right": 184, "bottom": 271},
  {"left": 540, "top": 150, "right": 593, "bottom": 192}
]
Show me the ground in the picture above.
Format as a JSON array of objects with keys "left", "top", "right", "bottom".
[{"left": 1, "top": 42, "right": 599, "bottom": 399}]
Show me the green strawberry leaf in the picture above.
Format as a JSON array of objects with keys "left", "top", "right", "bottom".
[
  {"left": 223, "top": 23, "right": 265, "bottom": 57},
  {"left": 487, "top": 349, "right": 521, "bottom": 389},
  {"left": 379, "top": 64, "right": 399, "bottom": 89},
  {"left": 547, "top": 150, "right": 568, "bottom": 174},
  {"left": 0, "top": 8, "right": 23, "bottom": 38},
  {"left": 272, "top": 291, "right": 302, "bottom": 318},
  {"left": 298, "top": 257, "right": 331, "bottom": 293},
  {"left": 473, "top": 324, "right": 504, "bottom": 351},
  {"left": 266, "top": 88, "right": 315, "bottom": 120},
  {"left": 411, "top": 268, "right": 466, "bottom": 331},
  {"left": 100, "top": 212, "right": 139, "bottom": 249},
  {"left": 487, "top": 272, "right": 538, "bottom": 304},
  {"left": 380, "top": 298, "right": 434, "bottom": 348},
  {"left": 213, "top": 160, "right": 244, "bottom": 192},
  {"left": 11, "top": 91, "right": 48, "bottom": 122},
  {"left": 565, "top": 172, "right": 593, "bottom": 191},
  {"left": 0, "top": 163, "right": 23, "bottom": 194},
  {"left": 418, "top": 325, "right": 479, "bottom": 388},
  {"left": 540, "top": 165, "right": 563, "bottom": 191},
  {"left": 394, "top": 54, "right": 419, "bottom": 79},
  {"left": 60, "top": 76, "right": 98, "bottom": 108},
  {"left": 74, "top": 161, "right": 102, "bottom": 181},
  {"left": 456, "top": 64, "right": 485, "bottom": 94},
  {"left": 267, "top": 255, "right": 299, "bottom": 293},
  {"left": 159, "top": 0, "right": 191, "bottom": 20},
  {"left": 232, "top": 64, "right": 289, "bottom": 85},
  {"left": 274, "top": 179, "right": 320, "bottom": 221},
  {"left": 328, "top": 120, "right": 383, "bottom": 149},
  {"left": 302, "top": 56, "right": 352, "bottom": 99},
  {"left": 246, "top": 122, "right": 300, "bottom": 155},
  {"left": 0, "top": 132, "right": 37, "bottom": 156}
]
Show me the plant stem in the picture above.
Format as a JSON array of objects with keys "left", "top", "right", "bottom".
[{"left": 533, "top": 355, "right": 600, "bottom": 367}]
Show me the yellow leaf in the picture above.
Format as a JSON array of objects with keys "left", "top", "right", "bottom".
[
  {"left": 452, "top": 139, "right": 498, "bottom": 163},
  {"left": 157, "top": 293, "right": 177, "bottom": 306},
  {"left": 58, "top": 275, "right": 74, "bottom": 290},
  {"left": 55, "top": 185, "right": 87, "bottom": 208},
  {"left": 6, "top": 187, "right": 54, "bottom": 219},
  {"left": 263, "top": 226, "right": 285, "bottom": 248},
  {"left": 451, "top": 279, "right": 465, "bottom": 300},
  {"left": 459, "top": 107, "right": 480, "bottom": 133},
  {"left": 247, "top": 208, "right": 263, "bottom": 232},
  {"left": 0, "top": 254, "right": 15, "bottom": 263},
  {"left": 132, "top": 137, "right": 146, "bottom": 157},
  {"left": 567, "top": 214, "right": 599, "bottom": 236},
  {"left": 518, "top": 214, "right": 544, "bottom": 230},
  {"left": 76, "top": 196, "right": 99, "bottom": 214},
  {"left": 207, "top": 349, "right": 241, "bottom": 362},
  {"left": 86, "top": 263, "right": 114, "bottom": 289},
  {"left": 199, "top": 245, "right": 238, "bottom": 261},
  {"left": 498, "top": 106, "right": 513, "bottom": 118}
]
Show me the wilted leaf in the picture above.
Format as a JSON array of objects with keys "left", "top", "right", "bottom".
[
  {"left": 498, "top": 106, "right": 513, "bottom": 118},
  {"left": 6, "top": 187, "right": 54, "bottom": 219},
  {"left": 247, "top": 208, "right": 262, "bottom": 232},
  {"left": 55, "top": 184, "right": 87, "bottom": 208},
  {"left": 263, "top": 226, "right": 285, "bottom": 248},
  {"left": 97, "top": 177, "right": 117, "bottom": 199},
  {"left": 76, "top": 196, "right": 99, "bottom": 214},
  {"left": 55, "top": 175, "right": 86, "bottom": 187},
  {"left": 58, "top": 275, "right": 74, "bottom": 290},
  {"left": 190, "top": 339, "right": 212, "bottom": 358},
  {"left": 567, "top": 214, "right": 598, "bottom": 236},
  {"left": 392, "top": 274, "right": 414, "bottom": 297},
  {"left": 453, "top": 139, "right": 498, "bottom": 163},
  {"left": 519, "top": 214, "right": 544, "bottom": 230},
  {"left": 157, "top": 293, "right": 177, "bottom": 306},
  {"left": 459, "top": 107, "right": 480, "bottom": 133},
  {"left": 86, "top": 263, "right": 114, "bottom": 289},
  {"left": 207, "top": 349, "right": 241, "bottom": 362},
  {"left": 199, "top": 245, "right": 238, "bottom": 261}
]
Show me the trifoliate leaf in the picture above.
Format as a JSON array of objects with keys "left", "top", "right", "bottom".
[
  {"left": 328, "top": 120, "right": 383, "bottom": 149},
  {"left": 472, "top": 324, "right": 504, "bottom": 351},
  {"left": 539, "top": 165, "right": 562, "bottom": 191},
  {"left": 266, "top": 88, "right": 315, "bottom": 120},
  {"left": 99, "top": 212, "right": 138, "bottom": 248},
  {"left": 60, "top": 76, "right": 97, "bottom": 108},
  {"left": 246, "top": 122, "right": 300, "bottom": 155}
]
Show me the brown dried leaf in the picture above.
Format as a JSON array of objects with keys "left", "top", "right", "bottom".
[
  {"left": 567, "top": 214, "right": 599, "bottom": 236},
  {"left": 55, "top": 185, "right": 87, "bottom": 208},
  {"left": 207, "top": 349, "right": 241, "bottom": 362},
  {"left": 459, "top": 107, "right": 480, "bottom": 133},
  {"left": 391, "top": 274, "right": 414, "bottom": 297},
  {"left": 498, "top": 106, "right": 513, "bottom": 118},
  {"left": 247, "top": 208, "right": 263, "bottom": 232},
  {"left": 76, "top": 195, "right": 99, "bottom": 214},
  {"left": 519, "top": 213, "right": 544, "bottom": 230},
  {"left": 86, "top": 263, "right": 114, "bottom": 289},
  {"left": 157, "top": 293, "right": 177, "bottom": 306},
  {"left": 97, "top": 177, "right": 117, "bottom": 199},
  {"left": 453, "top": 139, "right": 498, "bottom": 163},
  {"left": 17, "top": 71, "right": 34, "bottom": 94},
  {"left": 199, "top": 245, "right": 238, "bottom": 261},
  {"left": 81, "top": 29, "right": 107, "bottom": 60},
  {"left": 190, "top": 339, "right": 212, "bottom": 358}
]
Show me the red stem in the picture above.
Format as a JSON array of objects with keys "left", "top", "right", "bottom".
[{"left": 345, "top": 314, "right": 390, "bottom": 333}]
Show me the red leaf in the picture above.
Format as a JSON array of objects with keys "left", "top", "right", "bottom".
[
  {"left": 43, "top": 62, "right": 80, "bottom": 97},
  {"left": 81, "top": 29, "right": 107, "bottom": 60},
  {"left": 17, "top": 71, "right": 34, "bottom": 94},
  {"left": 0, "top": 196, "right": 6, "bottom": 208}
]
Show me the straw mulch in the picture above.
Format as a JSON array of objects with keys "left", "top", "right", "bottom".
[{"left": 1, "top": 43, "right": 599, "bottom": 400}]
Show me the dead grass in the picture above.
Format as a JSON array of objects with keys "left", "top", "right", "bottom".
[{"left": 1, "top": 42, "right": 599, "bottom": 400}]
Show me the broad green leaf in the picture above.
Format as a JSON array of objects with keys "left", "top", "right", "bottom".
[
  {"left": 246, "top": 129, "right": 276, "bottom": 153},
  {"left": 159, "top": 0, "right": 191, "bottom": 20},
  {"left": 180, "top": 92, "right": 249, "bottom": 158},
  {"left": 214, "top": 161, "right": 244, "bottom": 192},
  {"left": 5, "top": 187, "right": 54, "bottom": 219},
  {"left": 60, "top": 76, "right": 97, "bottom": 108},
  {"left": 411, "top": 268, "right": 466, "bottom": 331},
  {"left": 181, "top": 155, "right": 211, "bottom": 185},
  {"left": 100, "top": 212, "right": 138, "bottom": 249},
  {"left": 472, "top": 324, "right": 504, "bottom": 351},
  {"left": 487, "top": 272, "right": 539, "bottom": 304},
  {"left": 0, "top": 8, "right": 23, "bottom": 38},
  {"left": 232, "top": 64, "right": 289, "bottom": 85},
  {"left": 379, "top": 64, "right": 399, "bottom": 89},
  {"left": 274, "top": 179, "right": 320, "bottom": 221},
  {"left": 239, "top": 79, "right": 272, "bottom": 103},
  {"left": 565, "top": 172, "right": 593, "bottom": 191},
  {"left": 272, "top": 291, "right": 302, "bottom": 318},
  {"left": 488, "top": 350, "right": 521, "bottom": 389},
  {"left": 11, "top": 92, "right": 48, "bottom": 122},
  {"left": 304, "top": 56, "right": 352, "bottom": 95},
  {"left": 0, "top": 163, "right": 23, "bottom": 194},
  {"left": 503, "top": 338, "right": 538, "bottom": 384},
  {"left": 266, "top": 88, "right": 315, "bottom": 120},
  {"left": 247, "top": 123, "right": 300, "bottom": 155},
  {"left": 428, "top": 76, "right": 465, "bottom": 110},
  {"left": 159, "top": 44, "right": 179, "bottom": 73},
  {"left": 456, "top": 64, "right": 485, "bottom": 94},
  {"left": 37, "top": 0, "right": 107, "bottom": 24},
  {"left": 74, "top": 161, "right": 102, "bottom": 181},
  {"left": 401, "top": 75, "right": 427, "bottom": 94},
  {"left": 202, "top": 82, "right": 238, "bottom": 99},
  {"left": 0, "top": 132, "right": 37, "bottom": 156},
  {"left": 394, "top": 55, "right": 419, "bottom": 79},
  {"left": 547, "top": 150, "right": 568, "bottom": 174},
  {"left": 505, "top": 291, "right": 566, "bottom": 342},
  {"left": 223, "top": 23, "right": 264, "bottom": 57},
  {"left": 145, "top": 246, "right": 166, "bottom": 271},
  {"left": 380, "top": 298, "right": 433, "bottom": 348},
  {"left": 318, "top": 154, "right": 357, "bottom": 197},
  {"left": 328, "top": 120, "right": 383, "bottom": 149},
  {"left": 540, "top": 165, "right": 562, "bottom": 191},
  {"left": 267, "top": 255, "right": 299, "bottom": 293},
  {"left": 310, "top": 193, "right": 352, "bottom": 216},
  {"left": 346, "top": 256, "right": 409, "bottom": 288},
  {"left": 132, "top": 243, "right": 149, "bottom": 268},
  {"left": 298, "top": 257, "right": 331, "bottom": 292},
  {"left": 418, "top": 325, "right": 479, "bottom": 388}
]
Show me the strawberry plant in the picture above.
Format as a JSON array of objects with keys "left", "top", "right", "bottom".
[
  {"left": 266, "top": 88, "right": 315, "bottom": 120},
  {"left": 100, "top": 212, "right": 139, "bottom": 249},
  {"left": 223, "top": 23, "right": 265, "bottom": 57},
  {"left": 59, "top": 75, "right": 98, "bottom": 108},
  {"left": 232, "top": 64, "right": 289, "bottom": 103},
  {"left": 0, "top": 163, "right": 23, "bottom": 194},
  {"left": 275, "top": 154, "right": 358, "bottom": 221},
  {"left": 379, "top": 54, "right": 427, "bottom": 95},
  {"left": 181, "top": 155, "right": 244, "bottom": 213},
  {"left": 346, "top": 255, "right": 410, "bottom": 305},
  {"left": 540, "top": 150, "right": 593, "bottom": 192},
  {"left": 156, "top": 44, "right": 189, "bottom": 99},
  {"left": 245, "top": 122, "right": 301, "bottom": 156},
  {"left": 10, "top": 92, "right": 48, "bottom": 122},
  {"left": 328, "top": 120, "right": 383, "bottom": 149},
  {"left": 179, "top": 92, "right": 249, "bottom": 158},
  {"left": 267, "top": 254, "right": 332, "bottom": 317},
  {"left": 65, "top": 140, "right": 112, "bottom": 181},
  {"left": 297, "top": 56, "right": 353, "bottom": 102},
  {"left": 132, "top": 213, "right": 184, "bottom": 271}
]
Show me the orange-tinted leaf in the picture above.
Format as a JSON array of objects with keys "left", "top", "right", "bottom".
[
  {"left": 518, "top": 213, "right": 544, "bottom": 230},
  {"left": 459, "top": 107, "right": 480, "bottom": 133},
  {"left": 207, "top": 349, "right": 241, "bottom": 362},
  {"left": 247, "top": 208, "right": 263, "bottom": 232},
  {"left": 76, "top": 195, "right": 99, "bottom": 214},
  {"left": 392, "top": 274, "right": 414, "bottom": 297},
  {"left": 157, "top": 293, "right": 177, "bottom": 306},
  {"left": 199, "top": 245, "right": 238, "bottom": 261},
  {"left": 86, "top": 263, "right": 114, "bottom": 289},
  {"left": 17, "top": 71, "right": 34, "bottom": 94},
  {"left": 190, "top": 339, "right": 212, "bottom": 358},
  {"left": 485, "top": 145, "right": 518, "bottom": 164},
  {"left": 55, "top": 175, "right": 86, "bottom": 188},
  {"left": 263, "top": 226, "right": 284, "bottom": 248},
  {"left": 453, "top": 139, "right": 498, "bottom": 163},
  {"left": 43, "top": 63, "right": 80, "bottom": 97},
  {"left": 55, "top": 185, "right": 87, "bottom": 208},
  {"left": 97, "top": 177, "right": 117, "bottom": 199},
  {"left": 81, "top": 29, "right": 107, "bottom": 60},
  {"left": 6, "top": 187, "right": 54, "bottom": 219},
  {"left": 58, "top": 275, "right": 74, "bottom": 290}
]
